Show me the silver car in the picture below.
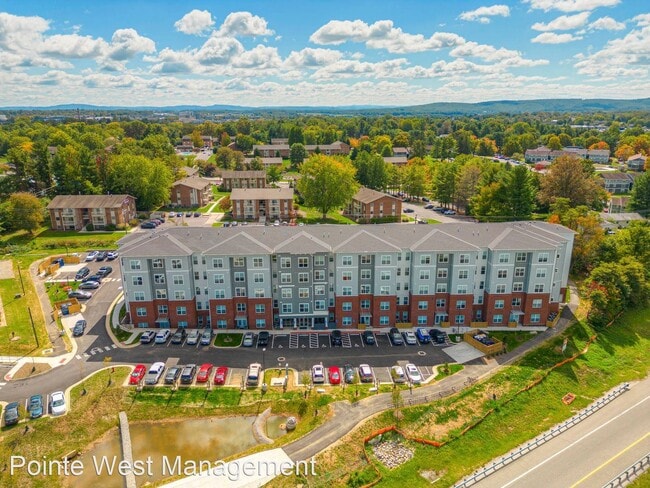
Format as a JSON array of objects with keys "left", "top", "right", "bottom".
[
  {"left": 144, "top": 362, "right": 166, "bottom": 385},
  {"left": 186, "top": 330, "right": 200, "bottom": 345}
]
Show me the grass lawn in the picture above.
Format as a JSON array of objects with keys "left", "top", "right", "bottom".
[
  {"left": 45, "top": 281, "right": 78, "bottom": 303},
  {"left": 211, "top": 187, "right": 230, "bottom": 199},
  {"left": 214, "top": 332, "right": 243, "bottom": 347},
  {"left": 489, "top": 330, "right": 537, "bottom": 352},
  {"left": 1, "top": 227, "right": 123, "bottom": 255},
  {"left": 298, "top": 206, "right": 356, "bottom": 225}
]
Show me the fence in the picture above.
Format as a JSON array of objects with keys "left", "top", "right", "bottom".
[
  {"left": 453, "top": 383, "right": 631, "bottom": 488},
  {"left": 602, "top": 453, "right": 650, "bottom": 488}
]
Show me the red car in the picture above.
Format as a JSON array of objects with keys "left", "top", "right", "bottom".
[
  {"left": 196, "top": 363, "right": 213, "bottom": 383},
  {"left": 328, "top": 366, "right": 341, "bottom": 385},
  {"left": 129, "top": 364, "right": 147, "bottom": 385},
  {"left": 213, "top": 366, "right": 228, "bottom": 385}
]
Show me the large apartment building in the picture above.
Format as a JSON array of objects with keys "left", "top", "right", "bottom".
[{"left": 118, "top": 223, "right": 573, "bottom": 331}]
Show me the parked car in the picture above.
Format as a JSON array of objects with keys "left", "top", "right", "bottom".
[
  {"left": 129, "top": 364, "right": 147, "bottom": 385},
  {"left": 433, "top": 207, "right": 446, "bottom": 213},
  {"left": 391, "top": 365, "right": 407, "bottom": 383},
  {"left": 311, "top": 364, "right": 325, "bottom": 384},
  {"left": 106, "top": 251, "right": 119, "bottom": 260},
  {"left": 193, "top": 212, "right": 201, "bottom": 217},
  {"left": 389, "top": 327, "right": 404, "bottom": 345},
  {"left": 200, "top": 328, "right": 213, "bottom": 346},
  {"left": 78, "top": 281, "right": 100, "bottom": 290},
  {"left": 330, "top": 329, "right": 342, "bottom": 346},
  {"left": 257, "top": 331, "right": 270, "bottom": 347},
  {"left": 83, "top": 274, "right": 102, "bottom": 283},
  {"left": 424, "top": 204, "right": 434, "bottom": 209},
  {"left": 171, "top": 329, "right": 187, "bottom": 345},
  {"left": 403, "top": 208, "right": 415, "bottom": 213},
  {"left": 405, "top": 363, "right": 422, "bottom": 384},
  {"left": 180, "top": 364, "right": 197, "bottom": 384},
  {"left": 344, "top": 363, "right": 355, "bottom": 384},
  {"left": 68, "top": 290, "right": 92, "bottom": 300},
  {"left": 4, "top": 401, "right": 20, "bottom": 426},
  {"left": 49, "top": 391, "right": 67, "bottom": 416},
  {"left": 362, "top": 329, "right": 375, "bottom": 345},
  {"left": 358, "top": 364, "right": 374, "bottom": 383},
  {"left": 95, "top": 251, "right": 107, "bottom": 261},
  {"left": 186, "top": 329, "right": 200, "bottom": 345},
  {"left": 242, "top": 332, "right": 255, "bottom": 347},
  {"left": 185, "top": 211, "right": 192, "bottom": 217},
  {"left": 164, "top": 366, "right": 182, "bottom": 384},
  {"left": 140, "top": 330, "right": 156, "bottom": 344},
  {"left": 403, "top": 330, "right": 418, "bottom": 345},
  {"left": 415, "top": 328, "right": 431, "bottom": 344},
  {"left": 213, "top": 366, "right": 228, "bottom": 385},
  {"left": 97, "top": 266, "right": 113, "bottom": 277},
  {"left": 75, "top": 267, "right": 90, "bottom": 280},
  {"left": 429, "top": 329, "right": 446, "bottom": 344},
  {"left": 328, "top": 366, "right": 341, "bottom": 385},
  {"left": 85, "top": 251, "right": 98, "bottom": 262},
  {"left": 144, "top": 362, "right": 166, "bottom": 385},
  {"left": 196, "top": 363, "right": 213, "bottom": 383},
  {"left": 443, "top": 209, "right": 456, "bottom": 215},
  {"left": 140, "top": 221, "right": 156, "bottom": 229},
  {"left": 28, "top": 395, "right": 44, "bottom": 419},
  {"left": 154, "top": 330, "right": 171, "bottom": 344},
  {"left": 72, "top": 320, "right": 86, "bottom": 337},
  {"left": 246, "top": 363, "right": 262, "bottom": 386}
]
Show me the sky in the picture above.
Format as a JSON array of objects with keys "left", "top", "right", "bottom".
[{"left": 0, "top": 0, "right": 648, "bottom": 107}]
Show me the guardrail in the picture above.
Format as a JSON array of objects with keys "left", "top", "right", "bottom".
[
  {"left": 453, "top": 382, "right": 631, "bottom": 488},
  {"left": 602, "top": 453, "right": 650, "bottom": 488}
]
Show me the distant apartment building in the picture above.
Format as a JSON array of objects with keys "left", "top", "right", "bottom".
[
  {"left": 344, "top": 187, "right": 402, "bottom": 221},
  {"left": 230, "top": 188, "right": 294, "bottom": 221},
  {"left": 244, "top": 157, "right": 283, "bottom": 169},
  {"left": 118, "top": 222, "right": 573, "bottom": 330},
  {"left": 253, "top": 141, "right": 350, "bottom": 158},
  {"left": 626, "top": 154, "right": 647, "bottom": 171},
  {"left": 220, "top": 170, "right": 267, "bottom": 190},
  {"left": 47, "top": 194, "right": 136, "bottom": 230},
  {"left": 600, "top": 172, "right": 635, "bottom": 194},
  {"left": 383, "top": 156, "right": 408, "bottom": 166},
  {"left": 525, "top": 146, "right": 610, "bottom": 164},
  {"left": 170, "top": 176, "right": 212, "bottom": 207}
]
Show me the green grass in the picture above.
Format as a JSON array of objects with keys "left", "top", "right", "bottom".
[
  {"left": 489, "top": 330, "right": 537, "bottom": 352},
  {"left": 214, "top": 332, "right": 243, "bottom": 347},
  {"left": 45, "top": 281, "right": 79, "bottom": 303},
  {"left": 1, "top": 227, "right": 122, "bottom": 255},
  {"left": 298, "top": 206, "right": 357, "bottom": 225},
  {"left": 112, "top": 324, "right": 133, "bottom": 343},
  {"left": 212, "top": 187, "right": 230, "bottom": 199}
]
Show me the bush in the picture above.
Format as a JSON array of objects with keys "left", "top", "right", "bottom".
[
  {"left": 104, "top": 224, "right": 116, "bottom": 231},
  {"left": 85, "top": 223, "right": 94, "bottom": 231}
]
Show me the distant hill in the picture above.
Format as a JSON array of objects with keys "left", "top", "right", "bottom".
[{"left": 1, "top": 98, "right": 648, "bottom": 116}]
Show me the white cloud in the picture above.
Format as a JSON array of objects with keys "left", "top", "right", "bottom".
[
  {"left": 0, "top": 12, "right": 49, "bottom": 52},
  {"left": 216, "top": 12, "right": 273, "bottom": 37},
  {"left": 531, "top": 32, "right": 583, "bottom": 43},
  {"left": 459, "top": 5, "right": 510, "bottom": 24},
  {"left": 633, "top": 14, "right": 650, "bottom": 27},
  {"left": 41, "top": 34, "right": 107, "bottom": 58},
  {"left": 195, "top": 37, "right": 244, "bottom": 65},
  {"left": 284, "top": 48, "right": 343, "bottom": 68},
  {"left": 310, "top": 19, "right": 465, "bottom": 53},
  {"left": 231, "top": 45, "right": 281, "bottom": 69},
  {"left": 531, "top": 12, "right": 590, "bottom": 31},
  {"left": 524, "top": 0, "right": 620, "bottom": 12},
  {"left": 587, "top": 16, "right": 625, "bottom": 31},
  {"left": 174, "top": 9, "right": 215, "bottom": 36},
  {"left": 106, "top": 29, "right": 155, "bottom": 61}
]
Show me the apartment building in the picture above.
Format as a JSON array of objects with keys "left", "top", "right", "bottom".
[
  {"left": 525, "top": 146, "right": 610, "bottom": 164},
  {"left": 47, "top": 194, "right": 136, "bottom": 230},
  {"left": 118, "top": 222, "right": 574, "bottom": 330},
  {"left": 344, "top": 187, "right": 402, "bottom": 221},
  {"left": 230, "top": 188, "right": 294, "bottom": 220},
  {"left": 170, "top": 176, "right": 212, "bottom": 207},
  {"left": 220, "top": 170, "right": 267, "bottom": 190}
]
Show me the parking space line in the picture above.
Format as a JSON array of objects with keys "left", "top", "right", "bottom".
[
  {"left": 289, "top": 334, "right": 299, "bottom": 349},
  {"left": 309, "top": 334, "right": 319, "bottom": 349},
  {"left": 342, "top": 334, "right": 352, "bottom": 348}
]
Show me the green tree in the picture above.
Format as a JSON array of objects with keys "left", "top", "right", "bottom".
[
  {"left": 432, "top": 162, "right": 457, "bottom": 207},
  {"left": 267, "top": 165, "right": 282, "bottom": 184},
  {"left": 455, "top": 162, "right": 481, "bottom": 214},
  {"left": 402, "top": 162, "right": 429, "bottom": 199},
  {"left": 547, "top": 135, "right": 562, "bottom": 150},
  {"left": 297, "top": 155, "right": 359, "bottom": 219},
  {"left": 353, "top": 151, "right": 387, "bottom": 190},
  {"left": 288, "top": 126, "right": 304, "bottom": 146},
  {"left": 5, "top": 192, "right": 44, "bottom": 234},
  {"left": 289, "top": 143, "right": 306, "bottom": 169},
  {"left": 538, "top": 156, "right": 605, "bottom": 208},
  {"left": 629, "top": 172, "right": 650, "bottom": 217},
  {"left": 504, "top": 165, "right": 535, "bottom": 219},
  {"left": 106, "top": 154, "right": 172, "bottom": 210}
]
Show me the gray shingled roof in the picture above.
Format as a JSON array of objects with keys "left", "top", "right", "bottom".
[
  {"left": 352, "top": 187, "right": 400, "bottom": 204},
  {"left": 47, "top": 194, "right": 134, "bottom": 209},
  {"left": 221, "top": 170, "right": 267, "bottom": 179},
  {"left": 172, "top": 176, "right": 212, "bottom": 190},
  {"left": 230, "top": 188, "right": 293, "bottom": 200}
]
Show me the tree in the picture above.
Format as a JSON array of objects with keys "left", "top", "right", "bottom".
[
  {"left": 353, "top": 152, "right": 388, "bottom": 190},
  {"left": 297, "top": 155, "right": 359, "bottom": 219},
  {"left": 289, "top": 143, "right": 306, "bottom": 169},
  {"left": 504, "top": 165, "right": 535, "bottom": 219},
  {"left": 629, "top": 172, "right": 650, "bottom": 217},
  {"left": 455, "top": 162, "right": 481, "bottom": 214},
  {"left": 267, "top": 165, "right": 282, "bottom": 184},
  {"left": 402, "top": 162, "right": 429, "bottom": 199},
  {"left": 106, "top": 154, "right": 173, "bottom": 210},
  {"left": 547, "top": 135, "right": 562, "bottom": 150},
  {"left": 538, "top": 156, "right": 605, "bottom": 208},
  {"left": 288, "top": 126, "right": 304, "bottom": 146},
  {"left": 432, "top": 162, "right": 457, "bottom": 207},
  {"left": 5, "top": 192, "right": 44, "bottom": 234}
]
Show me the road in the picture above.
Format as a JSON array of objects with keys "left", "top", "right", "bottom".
[
  {"left": 401, "top": 201, "right": 474, "bottom": 224},
  {"left": 472, "top": 376, "right": 650, "bottom": 488}
]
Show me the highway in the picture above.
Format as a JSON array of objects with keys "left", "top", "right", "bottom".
[{"left": 472, "top": 376, "right": 650, "bottom": 488}]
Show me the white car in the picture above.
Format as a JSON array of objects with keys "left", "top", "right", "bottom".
[
  {"left": 144, "top": 362, "right": 166, "bottom": 385},
  {"left": 403, "top": 331, "right": 418, "bottom": 345},
  {"left": 49, "top": 391, "right": 67, "bottom": 416},
  {"left": 391, "top": 365, "right": 406, "bottom": 384},
  {"left": 311, "top": 364, "right": 325, "bottom": 384},
  {"left": 85, "top": 251, "right": 98, "bottom": 261},
  {"left": 154, "top": 330, "right": 171, "bottom": 344},
  {"left": 405, "top": 363, "right": 422, "bottom": 384}
]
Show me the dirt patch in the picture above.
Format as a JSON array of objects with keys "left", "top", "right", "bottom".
[
  {"left": 0, "top": 259, "right": 14, "bottom": 279},
  {"left": 10, "top": 362, "right": 52, "bottom": 380}
]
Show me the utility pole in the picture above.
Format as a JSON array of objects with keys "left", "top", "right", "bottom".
[{"left": 28, "top": 308, "right": 39, "bottom": 348}]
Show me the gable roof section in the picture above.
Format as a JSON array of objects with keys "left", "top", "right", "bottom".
[
  {"left": 47, "top": 194, "right": 134, "bottom": 209},
  {"left": 411, "top": 228, "right": 480, "bottom": 252},
  {"left": 172, "top": 176, "right": 212, "bottom": 190},
  {"left": 275, "top": 231, "right": 331, "bottom": 254},
  {"left": 352, "top": 187, "right": 400, "bottom": 204},
  {"left": 119, "top": 232, "right": 193, "bottom": 257},
  {"left": 334, "top": 229, "right": 402, "bottom": 253},
  {"left": 489, "top": 227, "right": 556, "bottom": 251},
  {"left": 204, "top": 232, "right": 272, "bottom": 255}
]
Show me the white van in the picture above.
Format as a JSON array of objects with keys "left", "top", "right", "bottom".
[{"left": 246, "top": 363, "right": 262, "bottom": 386}]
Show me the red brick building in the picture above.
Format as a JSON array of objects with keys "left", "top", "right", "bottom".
[
  {"left": 230, "top": 188, "right": 294, "bottom": 221},
  {"left": 344, "top": 187, "right": 402, "bottom": 221},
  {"left": 47, "top": 194, "right": 136, "bottom": 230},
  {"left": 170, "top": 176, "right": 212, "bottom": 208}
]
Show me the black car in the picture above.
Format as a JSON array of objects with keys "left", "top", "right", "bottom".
[
  {"left": 362, "top": 329, "right": 375, "bottom": 345},
  {"left": 97, "top": 266, "right": 113, "bottom": 277},
  {"left": 83, "top": 274, "right": 102, "bottom": 283},
  {"left": 140, "top": 221, "right": 156, "bottom": 229},
  {"left": 4, "top": 401, "right": 20, "bottom": 426},
  {"left": 193, "top": 212, "right": 201, "bottom": 217},
  {"left": 180, "top": 364, "right": 197, "bottom": 384},
  {"left": 164, "top": 366, "right": 182, "bottom": 384},
  {"left": 72, "top": 320, "right": 87, "bottom": 336},
  {"left": 389, "top": 327, "right": 404, "bottom": 345},
  {"left": 331, "top": 329, "right": 342, "bottom": 346},
  {"left": 257, "top": 331, "right": 270, "bottom": 347},
  {"left": 429, "top": 329, "right": 447, "bottom": 344},
  {"left": 95, "top": 251, "right": 107, "bottom": 261},
  {"left": 75, "top": 267, "right": 90, "bottom": 280},
  {"left": 171, "top": 329, "right": 187, "bottom": 344}
]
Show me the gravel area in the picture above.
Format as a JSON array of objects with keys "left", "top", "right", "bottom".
[{"left": 372, "top": 440, "right": 414, "bottom": 469}]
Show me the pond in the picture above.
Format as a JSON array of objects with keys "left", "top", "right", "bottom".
[{"left": 67, "top": 415, "right": 286, "bottom": 488}]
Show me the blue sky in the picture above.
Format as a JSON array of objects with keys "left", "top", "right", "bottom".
[{"left": 0, "top": 0, "right": 648, "bottom": 107}]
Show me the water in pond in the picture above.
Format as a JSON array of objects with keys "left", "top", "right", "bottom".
[{"left": 68, "top": 416, "right": 284, "bottom": 488}]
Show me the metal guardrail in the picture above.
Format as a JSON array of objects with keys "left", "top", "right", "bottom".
[
  {"left": 453, "top": 383, "right": 631, "bottom": 488},
  {"left": 602, "top": 453, "right": 650, "bottom": 488}
]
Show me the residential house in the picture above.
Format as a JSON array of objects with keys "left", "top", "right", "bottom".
[
  {"left": 608, "top": 195, "right": 630, "bottom": 214},
  {"left": 525, "top": 146, "right": 610, "bottom": 164},
  {"left": 220, "top": 170, "right": 267, "bottom": 190},
  {"left": 244, "top": 157, "right": 283, "bottom": 169},
  {"left": 344, "top": 187, "right": 402, "bottom": 221},
  {"left": 230, "top": 188, "right": 294, "bottom": 221},
  {"left": 253, "top": 141, "right": 351, "bottom": 158},
  {"left": 392, "top": 147, "right": 410, "bottom": 158},
  {"left": 600, "top": 172, "right": 635, "bottom": 194},
  {"left": 271, "top": 138, "right": 289, "bottom": 145},
  {"left": 118, "top": 222, "right": 574, "bottom": 330},
  {"left": 383, "top": 156, "right": 408, "bottom": 166},
  {"left": 171, "top": 176, "right": 212, "bottom": 208},
  {"left": 627, "top": 154, "right": 647, "bottom": 171},
  {"left": 47, "top": 194, "right": 136, "bottom": 230}
]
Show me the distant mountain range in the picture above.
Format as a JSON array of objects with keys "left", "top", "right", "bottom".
[{"left": 2, "top": 98, "right": 649, "bottom": 115}]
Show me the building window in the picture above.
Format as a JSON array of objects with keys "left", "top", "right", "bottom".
[
  {"left": 155, "top": 289, "right": 167, "bottom": 299},
  {"left": 516, "top": 252, "right": 527, "bottom": 262},
  {"left": 436, "top": 298, "right": 446, "bottom": 308},
  {"left": 380, "top": 271, "right": 391, "bottom": 281},
  {"left": 458, "top": 270, "right": 469, "bottom": 279},
  {"left": 457, "top": 285, "right": 468, "bottom": 294},
  {"left": 419, "top": 270, "right": 430, "bottom": 280},
  {"left": 496, "top": 284, "right": 506, "bottom": 294},
  {"left": 281, "top": 288, "right": 292, "bottom": 299},
  {"left": 176, "top": 306, "right": 187, "bottom": 315},
  {"left": 493, "top": 314, "right": 503, "bottom": 324},
  {"left": 252, "top": 273, "right": 263, "bottom": 283},
  {"left": 499, "top": 253, "right": 510, "bottom": 263},
  {"left": 212, "top": 258, "right": 223, "bottom": 268},
  {"left": 515, "top": 267, "right": 525, "bottom": 278},
  {"left": 378, "top": 301, "right": 389, "bottom": 310},
  {"left": 298, "top": 257, "right": 309, "bottom": 268},
  {"left": 495, "top": 300, "right": 504, "bottom": 309},
  {"left": 456, "top": 300, "right": 466, "bottom": 310},
  {"left": 538, "top": 253, "right": 549, "bottom": 263},
  {"left": 379, "top": 316, "right": 389, "bottom": 325},
  {"left": 255, "top": 319, "right": 266, "bottom": 328},
  {"left": 157, "top": 305, "right": 168, "bottom": 314},
  {"left": 134, "top": 292, "right": 145, "bottom": 301},
  {"left": 130, "top": 260, "right": 141, "bottom": 270},
  {"left": 379, "top": 286, "right": 390, "bottom": 295},
  {"left": 417, "top": 315, "right": 427, "bottom": 325},
  {"left": 360, "top": 284, "right": 371, "bottom": 294},
  {"left": 417, "top": 284, "right": 429, "bottom": 295},
  {"left": 314, "top": 270, "right": 325, "bottom": 281},
  {"left": 455, "top": 315, "right": 465, "bottom": 325},
  {"left": 536, "top": 269, "right": 547, "bottom": 278},
  {"left": 437, "top": 269, "right": 448, "bottom": 279},
  {"left": 280, "top": 273, "right": 291, "bottom": 284},
  {"left": 530, "top": 313, "right": 541, "bottom": 323},
  {"left": 132, "top": 276, "right": 143, "bottom": 286},
  {"left": 171, "top": 259, "right": 182, "bottom": 269},
  {"left": 314, "top": 300, "right": 326, "bottom": 311},
  {"left": 281, "top": 257, "right": 291, "bottom": 268},
  {"left": 381, "top": 255, "right": 391, "bottom": 265},
  {"left": 214, "top": 289, "right": 225, "bottom": 299},
  {"left": 342, "top": 256, "right": 353, "bottom": 266},
  {"left": 360, "top": 255, "right": 372, "bottom": 264},
  {"left": 532, "top": 299, "right": 543, "bottom": 308},
  {"left": 216, "top": 305, "right": 227, "bottom": 314},
  {"left": 459, "top": 254, "right": 470, "bottom": 264},
  {"left": 216, "top": 320, "right": 227, "bottom": 328},
  {"left": 173, "top": 275, "right": 184, "bottom": 285},
  {"left": 418, "top": 301, "right": 428, "bottom": 310},
  {"left": 476, "top": 295, "right": 484, "bottom": 304},
  {"left": 253, "top": 257, "right": 263, "bottom": 268},
  {"left": 174, "top": 291, "right": 186, "bottom": 300},
  {"left": 233, "top": 257, "right": 245, "bottom": 267},
  {"left": 213, "top": 274, "right": 225, "bottom": 284},
  {"left": 314, "top": 285, "right": 325, "bottom": 295},
  {"left": 236, "top": 303, "right": 246, "bottom": 312},
  {"left": 342, "top": 287, "right": 352, "bottom": 296},
  {"left": 534, "top": 284, "right": 545, "bottom": 293},
  {"left": 235, "top": 287, "right": 246, "bottom": 297},
  {"left": 298, "top": 272, "right": 309, "bottom": 283},
  {"left": 153, "top": 274, "right": 165, "bottom": 284},
  {"left": 420, "top": 255, "right": 431, "bottom": 265},
  {"left": 342, "top": 302, "right": 352, "bottom": 311},
  {"left": 299, "top": 288, "right": 309, "bottom": 298},
  {"left": 314, "top": 255, "right": 326, "bottom": 266},
  {"left": 436, "top": 283, "right": 447, "bottom": 293},
  {"left": 361, "top": 269, "right": 371, "bottom": 280},
  {"left": 136, "top": 307, "right": 147, "bottom": 317},
  {"left": 512, "top": 298, "right": 521, "bottom": 307},
  {"left": 342, "top": 271, "right": 352, "bottom": 281},
  {"left": 498, "top": 270, "right": 508, "bottom": 279},
  {"left": 360, "top": 299, "right": 370, "bottom": 309},
  {"left": 152, "top": 259, "right": 163, "bottom": 269},
  {"left": 342, "top": 317, "right": 352, "bottom": 326},
  {"left": 513, "top": 283, "right": 524, "bottom": 292},
  {"left": 438, "top": 254, "right": 449, "bottom": 264},
  {"left": 233, "top": 272, "right": 244, "bottom": 283}
]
